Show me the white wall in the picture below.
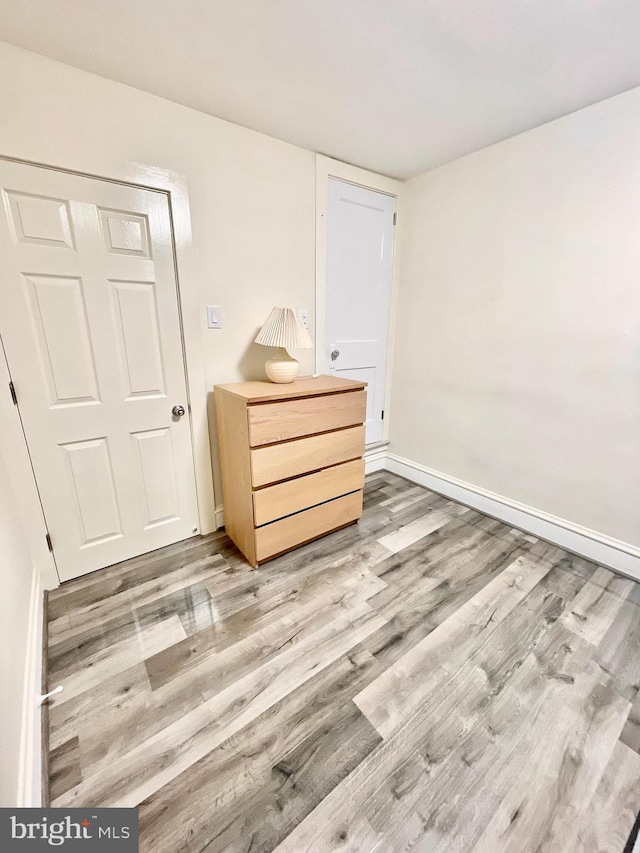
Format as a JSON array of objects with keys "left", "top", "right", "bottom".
[
  {"left": 0, "top": 444, "right": 41, "bottom": 806},
  {"left": 390, "top": 86, "right": 640, "bottom": 548},
  {"left": 0, "top": 41, "right": 317, "bottom": 517},
  {"left": 0, "top": 345, "right": 45, "bottom": 806}
]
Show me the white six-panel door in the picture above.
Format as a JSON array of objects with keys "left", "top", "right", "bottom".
[
  {"left": 0, "top": 160, "right": 199, "bottom": 581},
  {"left": 326, "top": 178, "right": 396, "bottom": 444}
]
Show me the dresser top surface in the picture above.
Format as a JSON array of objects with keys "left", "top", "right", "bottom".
[{"left": 214, "top": 374, "right": 366, "bottom": 403}]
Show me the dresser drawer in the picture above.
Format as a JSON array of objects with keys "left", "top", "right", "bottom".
[
  {"left": 253, "top": 458, "right": 365, "bottom": 526},
  {"left": 250, "top": 425, "right": 365, "bottom": 488},
  {"left": 247, "top": 390, "right": 366, "bottom": 447},
  {"left": 255, "top": 490, "right": 363, "bottom": 562}
]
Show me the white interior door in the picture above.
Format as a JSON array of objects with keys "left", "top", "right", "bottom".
[
  {"left": 0, "top": 160, "right": 199, "bottom": 582},
  {"left": 325, "top": 178, "right": 396, "bottom": 444}
]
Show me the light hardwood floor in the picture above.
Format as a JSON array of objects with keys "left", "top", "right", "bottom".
[{"left": 46, "top": 472, "right": 640, "bottom": 852}]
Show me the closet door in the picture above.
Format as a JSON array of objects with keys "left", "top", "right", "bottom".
[
  {"left": 0, "top": 160, "right": 199, "bottom": 581},
  {"left": 325, "top": 178, "right": 396, "bottom": 444}
]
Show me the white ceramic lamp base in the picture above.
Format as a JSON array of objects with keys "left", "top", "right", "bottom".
[{"left": 265, "top": 350, "right": 300, "bottom": 383}]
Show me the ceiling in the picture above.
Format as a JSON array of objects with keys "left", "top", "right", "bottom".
[{"left": 2, "top": 0, "right": 640, "bottom": 178}]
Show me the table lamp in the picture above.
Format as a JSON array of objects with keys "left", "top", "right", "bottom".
[{"left": 254, "top": 307, "right": 313, "bottom": 383}]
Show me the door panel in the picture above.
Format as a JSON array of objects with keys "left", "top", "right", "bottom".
[
  {"left": 99, "top": 208, "right": 151, "bottom": 257},
  {"left": 62, "top": 437, "right": 123, "bottom": 547},
  {"left": 24, "top": 273, "right": 100, "bottom": 405},
  {"left": 111, "top": 280, "right": 166, "bottom": 397},
  {"left": 0, "top": 160, "right": 199, "bottom": 581},
  {"left": 325, "top": 179, "right": 396, "bottom": 444},
  {"left": 6, "top": 190, "right": 75, "bottom": 248},
  {"left": 132, "top": 427, "right": 180, "bottom": 528},
  {"left": 332, "top": 365, "right": 378, "bottom": 427}
]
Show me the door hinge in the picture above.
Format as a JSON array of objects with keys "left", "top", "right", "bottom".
[
  {"left": 46, "top": 533, "right": 53, "bottom": 553},
  {"left": 9, "top": 381, "right": 17, "bottom": 405},
  {"left": 393, "top": 212, "right": 397, "bottom": 226},
  {"left": 381, "top": 409, "right": 385, "bottom": 420}
]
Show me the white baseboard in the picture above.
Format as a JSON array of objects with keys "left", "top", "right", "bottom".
[
  {"left": 365, "top": 453, "right": 387, "bottom": 474},
  {"left": 16, "top": 569, "right": 44, "bottom": 807},
  {"left": 364, "top": 441, "right": 389, "bottom": 474},
  {"left": 215, "top": 506, "right": 225, "bottom": 530},
  {"left": 385, "top": 452, "right": 640, "bottom": 581}
]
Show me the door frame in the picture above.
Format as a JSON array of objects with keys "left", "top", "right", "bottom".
[
  {"left": 0, "top": 155, "right": 216, "bottom": 588},
  {"left": 314, "top": 155, "right": 403, "bottom": 447}
]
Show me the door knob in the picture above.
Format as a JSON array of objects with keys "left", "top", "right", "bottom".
[
  {"left": 172, "top": 404, "right": 186, "bottom": 417},
  {"left": 330, "top": 349, "right": 340, "bottom": 361}
]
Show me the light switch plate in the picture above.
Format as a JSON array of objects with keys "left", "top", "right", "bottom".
[
  {"left": 298, "top": 308, "right": 309, "bottom": 330},
  {"left": 207, "top": 305, "right": 222, "bottom": 329}
]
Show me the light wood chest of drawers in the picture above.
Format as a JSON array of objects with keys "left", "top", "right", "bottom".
[{"left": 214, "top": 375, "right": 366, "bottom": 567}]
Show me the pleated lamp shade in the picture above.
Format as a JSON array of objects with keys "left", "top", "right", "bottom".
[{"left": 254, "top": 307, "right": 313, "bottom": 383}]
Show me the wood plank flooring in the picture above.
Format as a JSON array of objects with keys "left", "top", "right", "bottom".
[{"left": 46, "top": 472, "right": 640, "bottom": 852}]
